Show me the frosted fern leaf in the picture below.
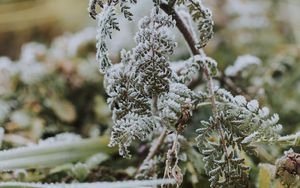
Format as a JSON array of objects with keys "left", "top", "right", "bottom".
[
  {"left": 109, "top": 113, "right": 158, "bottom": 158},
  {"left": 158, "top": 83, "right": 195, "bottom": 125},
  {"left": 133, "top": 8, "right": 177, "bottom": 96},
  {"left": 96, "top": 5, "right": 119, "bottom": 73},
  {"left": 187, "top": 0, "right": 214, "bottom": 48}
]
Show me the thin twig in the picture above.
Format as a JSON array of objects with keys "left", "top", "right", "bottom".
[
  {"left": 136, "top": 96, "right": 167, "bottom": 175},
  {"left": 163, "top": 133, "right": 180, "bottom": 188},
  {"left": 136, "top": 127, "right": 168, "bottom": 175}
]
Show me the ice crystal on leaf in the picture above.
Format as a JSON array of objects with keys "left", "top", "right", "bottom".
[
  {"left": 88, "top": 0, "right": 137, "bottom": 21},
  {"left": 133, "top": 9, "right": 177, "bottom": 96},
  {"left": 103, "top": 8, "right": 178, "bottom": 157},
  {"left": 90, "top": 1, "right": 290, "bottom": 187},
  {"left": 105, "top": 61, "right": 150, "bottom": 122},
  {"left": 96, "top": 5, "right": 119, "bottom": 73},
  {"left": 109, "top": 113, "right": 158, "bottom": 157},
  {"left": 187, "top": 0, "right": 214, "bottom": 48},
  {"left": 196, "top": 88, "right": 282, "bottom": 187},
  {"left": 158, "top": 83, "right": 194, "bottom": 126}
]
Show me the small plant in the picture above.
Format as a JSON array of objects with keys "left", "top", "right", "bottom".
[{"left": 88, "top": 0, "right": 299, "bottom": 187}]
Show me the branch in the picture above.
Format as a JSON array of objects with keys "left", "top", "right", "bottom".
[
  {"left": 136, "top": 127, "right": 168, "bottom": 175},
  {"left": 160, "top": 3, "right": 202, "bottom": 56},
  {"left": 160, "top": 1, "right": 231, "bottom": 172}
]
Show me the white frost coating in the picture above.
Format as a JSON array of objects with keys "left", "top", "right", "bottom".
[
  {"left": 234, "top": 95, "right": 247, "bottom": 106},
  {"left": 0, "top": 179, "right": 176, "bottom": 188},
  {"left": 225, "top": 54, "right": 261, "bottom": 76},
  {"left": 247, "top": 100, "right": 259, "bottom": 112},
  {"left": 242, "top": 132, "right": 258, "bottom": 144},
  {"left": 158, "top": 83, "right": 193, "bottom": 125},
  {"left": 95, "top": 5, "right": 118, "bottom": 73},
  {"left": 0, "top": 137, "right": 103, "bottom": 161},
  {"left": 77, "top": 59, "right": 99, "bottom": 82},
  {"left": 258, "top": 107, "right": 270, "bottom": 118}
]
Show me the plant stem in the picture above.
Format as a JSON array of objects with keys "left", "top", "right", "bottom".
[
  {"left": 144, "top": 127, "right": 168, "bottom": 163},
  {"left": 160, "top": 1, "right": 230, "bottom": 171},
  {"left": 160, "top": 3, "right": 202, "bottom": 56},
  {"left": 136, "top": 127, "right": 168, "bottom": 175},
  {"left": 136, "top": 96, "right": 168, "bottom": 174},
  {"left": 151, "top": 95, "right": 159, "bottom": 116}
]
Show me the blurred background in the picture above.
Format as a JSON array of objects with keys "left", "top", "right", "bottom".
[
  {"left": 0, "top": 0, "right": 299, "bottom": 186},
  {"left": 0, "top": 0, "right": 92, "bottom": 59}
]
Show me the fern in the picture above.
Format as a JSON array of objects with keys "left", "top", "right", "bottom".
[{"left": 87, "top": 0, "right": 297, "bottom": 187}]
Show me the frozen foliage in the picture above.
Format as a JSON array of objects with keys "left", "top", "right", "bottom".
[
  {"left": 172, "top": 58, "right": 200, "bottom": 84},
  {"left": 1, "top": 42, "right": 49, "bottom": 85},
  {"left": 67, "top": 27, "right": 96, "bottom": 57},
  {"left": 194, "top": 55, "right": 218, "bottom": 76},
  {"left": 18, "top": 48, "right": 46, "bottom": 84},
  {"left": 187, "top": 0, "right": 214, "bottom": 48},
  {"left": 90, "top": 0, "right": 291, "bottom": 187},
  {"left": 88, "top": 0, "right": 137, "bottom": 20},
  {"left": 109, "top": 113, "right": 158, "bottom": 157},
  {"left": 158, "top": 83, "right": 194, "bottom": 126},
  {"left": 50, "top": 27, "right": 96, "bottom": 59},
  {"left": 196, "top": 88, "right": 282, "bottom": 187},
  {"left": 38, "top": 133, "right": 83, "bottom": 146},
  {"left": 105, "top": 60, "right": 150, "bottom": 122},
  {"left": 133, "top": 9, "right": 176, "bottom": 96},
  {"left": 225, "top": 54, "right": 261, "bottom": 76},
  {"left": 104, "top": 9, "right": 178, "bottom": 157},
  {"left": 93, "top": 0, "right": 138, "bottom": 73},
  {"left": 215, "top": 89, "right": 282, "bottom": 143},
  {"left": 96, "top": 5, "right": 119, "bottom": 73}
]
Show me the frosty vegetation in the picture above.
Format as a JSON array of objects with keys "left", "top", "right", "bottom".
[
  {"left": 0, "top": 0, "right": 299, "bottom": 188},
  {"left": 89, "top": 0, "right": 299, "bottom": 187}
]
